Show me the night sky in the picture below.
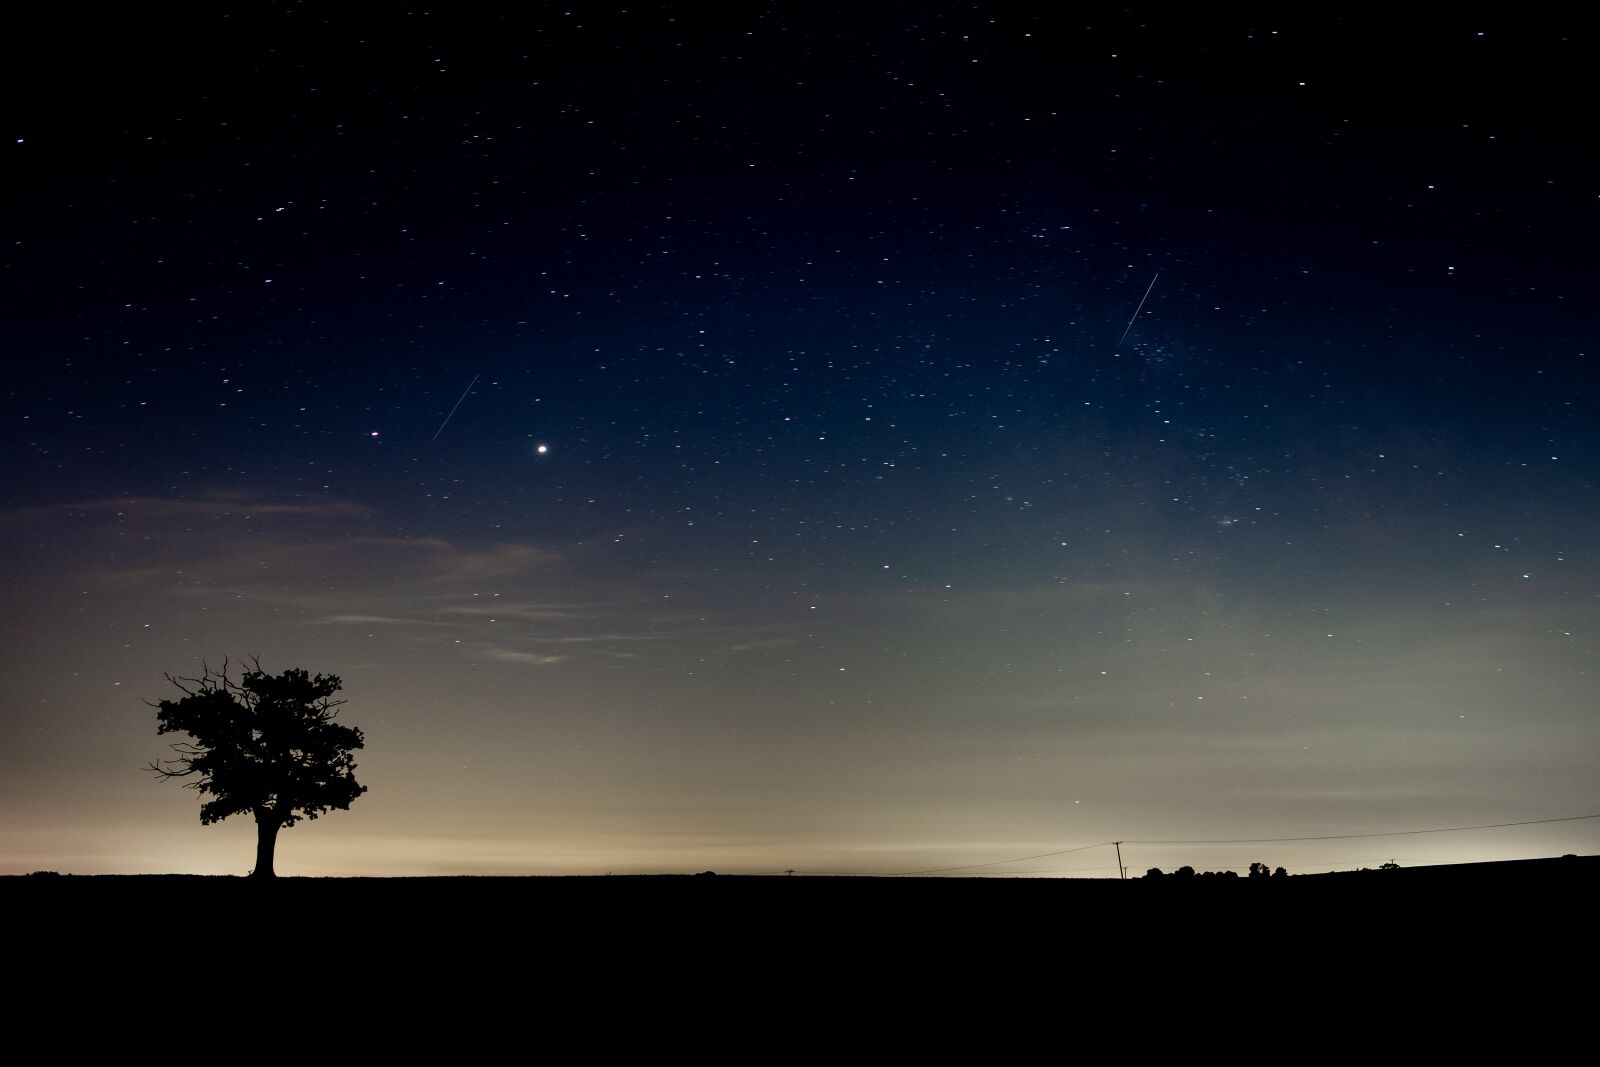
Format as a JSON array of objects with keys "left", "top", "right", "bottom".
[{"left": 4, "top": 5, "right": 1596, "bottom": 877}]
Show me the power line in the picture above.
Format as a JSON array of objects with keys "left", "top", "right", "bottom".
[
  {"left": 888, "top": 841, "right": 1113, "bottom": 877},
  {"left": 1124, "top": 812, "right": 1600, "bottom": 845},
  {"left": 754, "top": 812, "right": 1599, "bottom": 879},
  {"left": 875, "top": 813, "right": 1598, "bottom": 878},
  {"left": 929, "top": 863, "right": 1127, "bottom": 876}
]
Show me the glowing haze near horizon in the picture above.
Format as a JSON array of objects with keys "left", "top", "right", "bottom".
[{"left": 3, "top": 7, "right": 1596, "bottom": 877}]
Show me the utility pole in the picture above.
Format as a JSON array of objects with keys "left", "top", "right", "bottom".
[{"left": 1114, "top": 841, "right": 1125, "bottom": 880}]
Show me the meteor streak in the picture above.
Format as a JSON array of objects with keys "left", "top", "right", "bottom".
[
  {"left": 1115, "top": 272, "right": 1160, "bottom": 352},
  {"left": 431, "top": 373, "right": 479, "bottom": 441}
]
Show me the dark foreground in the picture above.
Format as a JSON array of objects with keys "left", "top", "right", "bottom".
[
  {"left": 14, "top": 855, "right": 1591, "bottom": 1040},
  {"left": 12, "top": 854, "right": 1595, "bottom": 949}
]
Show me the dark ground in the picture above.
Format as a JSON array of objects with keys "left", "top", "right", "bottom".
[
  {"left": 13, "top": 855, "right": 1588, "bottom": 1043},
  {"left": 12, "top": 855, "right": 1593, "bottom": 949}
]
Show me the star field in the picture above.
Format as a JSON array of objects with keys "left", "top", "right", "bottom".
[{"left": 2, "top": 6, "right": 1595, "bottom": 876}]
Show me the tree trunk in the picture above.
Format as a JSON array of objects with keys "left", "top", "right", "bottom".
[{"left": 252, "top": 812, "right": 280, "bottom": 879}]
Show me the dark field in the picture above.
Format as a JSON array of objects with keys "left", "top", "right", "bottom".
[
  {"left": 14, "top": 854, "right": 1594, "bottom": 947},
  {"left": 13, "top": 857, "right": 1589, "bottom": 1043}
]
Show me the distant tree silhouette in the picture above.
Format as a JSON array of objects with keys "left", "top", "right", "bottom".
[
  {"left": 148, "top": 659, "right": 366, "bottom": 878},
  {"left": 1144, "top": 863, "right": 1292, "bottom": 881}
]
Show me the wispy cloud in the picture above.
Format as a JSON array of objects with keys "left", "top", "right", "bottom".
[
  {"left": 478, "top": 648, "right": 569, "bottom": 667},
  {"left": 722, "top": 637, "right": 797, "bottom": 653},
  {"left": 6, "top": 488, "right": 837, "bottom": 668},
  {"left": 2, "top": 493, "right": 372, "bottom": 524},
  {"left": 314, "top": 614, "right": 435, "bottom": 626},
  {"left": 440, "top": 601, "right": 588, "bottom": 622}
]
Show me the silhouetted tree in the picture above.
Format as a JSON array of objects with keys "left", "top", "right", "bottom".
[
  {"left": 148, "top": 659, "right": 366, "bottom": 878},
  {"left": 1273, "top": 866, "right": 1288, "bottom": 879},
  {"left": 1145, "top": 867, "right": 1166, "bottom": 879},
  {"left": 1249, "top": 861, "right": 1271, "bottom": 879}
]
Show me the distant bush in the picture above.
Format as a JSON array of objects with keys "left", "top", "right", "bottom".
[{"left": 1143, "top": 865, "right": 1271, "bottom": 880}]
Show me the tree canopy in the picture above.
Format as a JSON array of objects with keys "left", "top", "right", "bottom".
[{"left": 149, "top": 659, "right": 366, "bottom": 877}]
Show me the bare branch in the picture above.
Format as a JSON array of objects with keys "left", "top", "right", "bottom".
[
  {"left": 163, "top": 672, "right": 200, "bottom": 697},
  {"left": 147, "top": 758, "right": 199, "bottom": 780}
]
